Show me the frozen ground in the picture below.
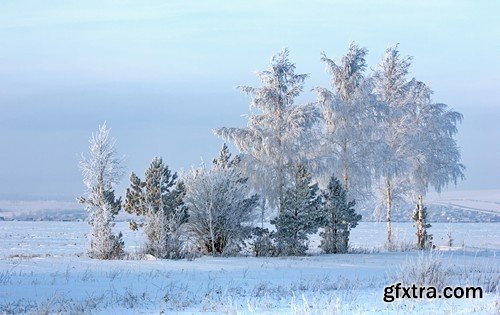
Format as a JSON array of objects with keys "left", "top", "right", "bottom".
[{"left": 0, "top": 222, "right": 498, "bottom": 314}]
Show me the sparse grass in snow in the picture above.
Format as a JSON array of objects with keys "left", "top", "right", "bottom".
[{"left": 0, "top": 221, "right": 498, "bottom": 314}]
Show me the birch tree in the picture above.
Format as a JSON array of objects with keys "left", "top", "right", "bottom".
[
  {"left": 215, "top": 49, "right": 321, "bottom": 216},
  {"left": 405, "top": 80, "right": 465, "bottom": 198},
  {"left": 405, "top": 81, "right": 465, "bottom": 248},
  {"left": 373, "top": 45, "right": 465, "bottom": 247},
  {"left": 315, "top": 42, "right": 377, "bottom": 201},
  {"left": 79, "top": 122, "right": 125, "bottom": 259},
  {"left": 372, "top": 45, "right": 415, "bottom": 246}
]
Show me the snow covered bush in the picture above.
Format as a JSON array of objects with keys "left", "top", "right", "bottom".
[
  {"left": 183, "top": 144, "right": 260, "bottom": 255},
  {"left": 317, "top": 174, "right": 361, "bottom": 254},
  {"left": 124, "top": 157, "right": 188, "bottom": 259},
  {"left": 271, "top": 165, "right": 321, "bottom": 256},
  {"left": 78, "top": 122, "right": 125, "bottom": 259}
]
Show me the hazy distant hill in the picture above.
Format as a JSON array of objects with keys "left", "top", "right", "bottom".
[
  {"left": 0, "top": 199, "right": 136, "bottom": 221},
  {"left": 0, "top": 200, "right": 84, "bottom": 221},
  {"left": 355, "top": 189, "right": 500, "bottom": 223},
  {"left": 1, "top": 189, "right": 499, "bottom": 222}
]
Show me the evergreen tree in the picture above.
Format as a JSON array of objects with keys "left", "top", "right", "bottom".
[
  {"left": 124, "top": 157, "right": 188, "bottom": 259},
  {"left": 318, "top": 174, "right": 361, "bottom": 253},
  {"left": 412, "top": 195, "right": 432, "bottom": 250},
  {"left": 251, "top": 227, "right": 275, "bottom": 257},
  {"left": 79, "top": 122, "right": 125, "bottom": 259},
  {"left": 271, "top": 165, "right": 321, "bottom": 256}
]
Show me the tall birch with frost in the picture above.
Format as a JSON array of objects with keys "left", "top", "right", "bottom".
[
  {"left": 216, "top": 49, "right": 320, "bottom": 217},
  {"left": 373, "top": 45, "right": 465, "bottom": 246},
  {"left": 405, "top": 81, "right": 465, "bottom": 248},
  {"left": 315, "top": 42, "right": 377, "bottom": 201},
  {"left": 373, "top": 46, "right": 415, "bottom": 246}
]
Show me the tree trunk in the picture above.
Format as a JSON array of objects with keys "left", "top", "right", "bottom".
[
  {"left": 261, "top": 198, "right": 266, "bottom": 229},
  {"left": 208, "top": 180, "right": 216, "bottom": 256},
  {"left": 276, "top": 95, "right": 285, "bottom": 214},
  {"left": 342, "top": 140, "right": 349, "bottom": 191},
  {"left": 386, "top": 179, "right": 392, "bottom": 247},
  {"left": 278, "top": 169, "right": 285, "bottom": 214},
  {"left": 416, "top": 195, "right": 424, "bottom": 249},
  {"left": 343, "top": 166, "right": 349, "bottom": 192},
  {"left": 332, "top": 212, "right": 337, "bottom": 253}
]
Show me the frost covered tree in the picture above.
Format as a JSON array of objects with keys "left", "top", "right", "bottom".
[
  {"left": 372, "top": 45, "right": 416, "bottom": 246},
  {"left": 124, "top": 157, "right": 188, "bottom": 259},
  {"left": 183, "top": 145, "right": 259, "bottom": 255},
  {"left": 373, "top": 45, "right": 465, "bottom": 246},
  {"left": 405, "top": 80, "right": 465, "bottom": 206},
  {"left": 315, "top": 42, "right": 377, "bottom": 200},
  {"left": 318, "top": 174, "right": 361, "bottom": 253},
  {"left": 271, "top": 165, "right": 321, "bottom": 256},
  {"left": 79, "top": 122, "right": 125, "bottom": 259},
  {"left": 404, "top": 81, "right": 463, "bottom": 249},
  {"left": 215, "top": 49, "right": 321, "bottom": 217}
]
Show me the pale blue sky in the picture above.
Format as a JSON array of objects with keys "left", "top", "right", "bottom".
[{"left": 0, "top": 1, "right": 498, "bottom": 199}]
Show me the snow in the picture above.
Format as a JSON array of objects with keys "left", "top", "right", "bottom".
[
  {"left": 427, "top": 189, "right": 500, "bottom": 215},
  {"left": 0, "top": 221, "right": 498, "bottom": 313}
]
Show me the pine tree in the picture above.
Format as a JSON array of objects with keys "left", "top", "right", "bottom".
[
  {"left": 124, "top": 157, "right": 188, "bottom": 259},
  {"left": 271, "top": 165, "right": 321, "bottom": 256},
  {"left": 412, "top": 195, "right": 432, "bottom": 250},
  {"left": 79, "top": 122, "right": 125, "bottom": 259},
  {"left": 184, "top": 144, "right": 259, "bottom": 255},
  {"left": 318, "top": 174, "right": 361, "bottom": 253}
]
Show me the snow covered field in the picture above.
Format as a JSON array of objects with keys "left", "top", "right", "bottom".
[{"left": 0, "top": 222, "right": 498, "bottom": 314}]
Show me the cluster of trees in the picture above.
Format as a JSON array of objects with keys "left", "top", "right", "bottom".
[
  {"left": 266, "top": 165, "right": 361, "bottom": 256},
  {"left": 216, "top": 43, "right": 464, "bottom": 247},
  {"left": 79, "top": 129, "right": 360, "bottom": 259},
  {"left": 79, "top": 42, "right": 464, "bottom": 260}
]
